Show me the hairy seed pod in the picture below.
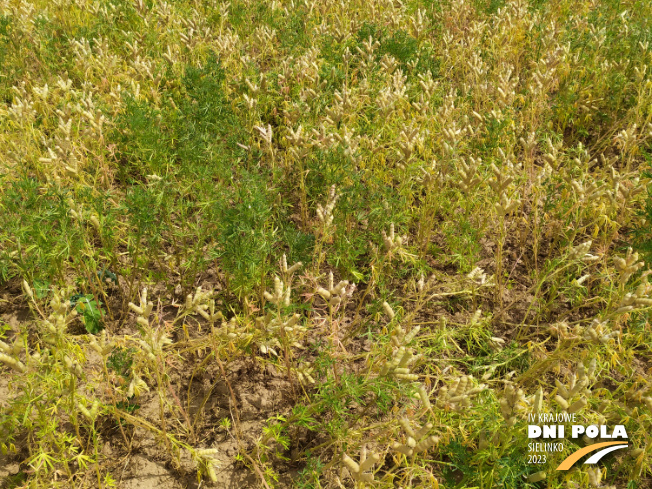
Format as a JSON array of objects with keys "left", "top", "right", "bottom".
[
  {"left": 527, "top": 471, "right": 546, "bottom": 483},
  {"left": 418, "top": 385, "right": 431, "bottom": 409},
  {"left": 567, "top": 398, "right": 587, "bottom": 414},
  {"left": 382, "top": 302, "right": 395, "bottom": 319},
  {"left": 342, "top": 453, "right": 359, "bottom": 473},
  {"left": 0, "top": 353, "right": 26, "bottom": 373},
  {"left": 554, "top": 395, "right": 569, "bottom": 410},
  {"left": 22, "top": 281, "right": 34, "bottom": 301}
]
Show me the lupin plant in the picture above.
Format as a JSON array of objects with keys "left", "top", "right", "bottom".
[{"left": 2, "top": 0, "right": 652, "bottom": 487}]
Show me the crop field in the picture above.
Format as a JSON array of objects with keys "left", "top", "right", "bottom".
[{"left": 1, "top": 0, "right": 652, "bottom": 487}]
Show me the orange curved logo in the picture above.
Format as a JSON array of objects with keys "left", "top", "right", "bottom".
[{"left": 556, "top": 442, "right": 629, "bottom": 470}]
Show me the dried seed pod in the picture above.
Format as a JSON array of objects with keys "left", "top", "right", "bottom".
[
  {"left": 494, "top": 193, "right": 521, "bottom": 216},
  {"left": 569, "top": 241, "right": 593, "bottom": 261},
  {"left": 78, "top": 400, "right": 100, "bottom": 421},
  {"left": 77, "top": 403, "right": 92, "bottom": 421},
  {"left": 390, "top": 322, "right": 420, "bottom": 348},
  {"left": 127, "top": 374, "right": 149, "bottom": 398},
  {"left": 316, "top": 185, "right": 340, "bottom": 231},
  {"left": 631, "top": 448, "right": 645, "bottom": 458},
  {"left": 315, "top": 272, "right": 351, "bottom": 309},
  {"left": 254, "top": 124, "right": 273, "bottom": 146},
  {"left": 527, "top": 471, "right": 546, "bottom": 483},
  {"left": 417, "top": 384, "right": 432, "bottom": 409},
  {"left": 0, "top": 339, "right": 22, "bottom": 357},
  {"left": 22, "top": 280, "right": 34, "bottom": 301},
  {"left": 0, "top": 353, "right": 26, "bottom": 373},
  {"left": 554, "top": 360, "right": 593, "bottom": 414},
  {"left": 193, "top": 448, "right": 219, "bottom": 483},
  {"left": 500, "top": 383, "right": 526, "bottom": 427},
  {"left": 129, "top": 287, "right": 154, "bottom": 326},
  {"left": 280, "top": 254, "right": 302, "bottom": 275},
  {"left": 567, "top": 398, "right": 587, "bottom": 414},
  {"left": 382, "top": 223, "right": 407, "bottom": 254},
  {"left": 264, "top": 276, "right": 291, "bottom": 307},
  {"left": 382, "top": 301, "right": 395, "bottom": 320},
  {"left": 456, "top": 157, "right": 482, "bottom": 192},
  {"left": 438, "top": 375, "right": 486, "bottom": 411},
  {"left": 532, "top": 387, "right": 543, "bottom": 414},
  {"left": 392, "top": 418, "right": 439, "bottom": 457},
  {"left": 296, "top": 363, "right": 315, "bottom": 384},
  {"left": 467, "top": 267, "right": 493, "bottom": 286},
  {"left": 587, "top": 467, "right": 602, "bottom": 487},
  {"left": 580, "top": 319, "right": 619, "bottom": 344},
  {"left": 614, "top": 248, "right": 644, "bottom": 284},
  {"left": 63, "top": 355, "right": 83, "bottom": 378},
  {"left": 341, "top": 447, "right": 380, "bottom": 482},
  {"left": 380, "top": 347, "right": 420, "bottom": 381},
  {"left": 89, "top": 330, "right": 114, "bottom": 356}
]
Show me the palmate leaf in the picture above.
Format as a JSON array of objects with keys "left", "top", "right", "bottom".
[{"left": 74, "top": 295, "right": 104, "bottom": 334}]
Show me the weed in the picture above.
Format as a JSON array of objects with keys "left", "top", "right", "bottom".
[{"left": 70, "top": 293, "right": 105, "bottom": 334}]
